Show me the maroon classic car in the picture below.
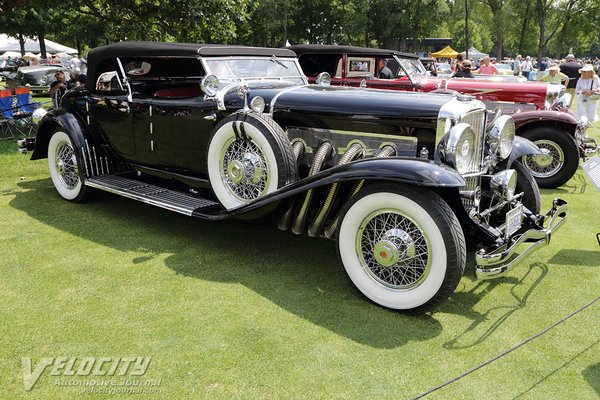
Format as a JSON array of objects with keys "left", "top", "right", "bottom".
[{"left": 290, "top": 44, "right": 597, "bottom": 188}]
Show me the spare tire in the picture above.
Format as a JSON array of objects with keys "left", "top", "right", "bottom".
[{"left": 207, "top": 111, "right": 296, "bottom": 209}]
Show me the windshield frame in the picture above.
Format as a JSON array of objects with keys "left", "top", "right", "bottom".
[
  {"left": 392, "top": 55, "right": 429, "bottom": 85},
  {"left": 199, "top": 56, "right": 308, "bottom": 85}
]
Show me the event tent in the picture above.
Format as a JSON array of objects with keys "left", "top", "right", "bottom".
[
  {"left": 431, "top": 45, "right": 459, "bottom": 59},
  {"left": 0, "top": 34, "right": 77, "bottom": 55},
  {"left": 461, "top": 46, "right": 489, "bottom": 61}
]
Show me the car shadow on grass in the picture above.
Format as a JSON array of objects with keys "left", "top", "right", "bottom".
[
  {"left": 438, "top": 262, "right": 548, "bottom": 349},
  {"left": 10, "top": 178, "right": 450, "bottom": 349}
]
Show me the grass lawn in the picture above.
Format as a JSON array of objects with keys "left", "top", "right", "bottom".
[{"left": 0, "top": 95, "right": 598, "bottom": 399}]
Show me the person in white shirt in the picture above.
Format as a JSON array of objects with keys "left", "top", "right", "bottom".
[
  {"left": 521, "top": 56, "right": 533, "bottom": 79},
  {"left": 575, "top": 64, "right": 600, "bottom": 122}
]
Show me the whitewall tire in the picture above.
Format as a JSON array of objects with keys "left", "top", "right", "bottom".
[
  {"left": 337, "top": 183, "right": 466, "bottom": 314},
  {"left": 207, "top": 112, "right": 295, "bottom": 209},
  {"left": 47, "top": 130, "right": 89, "bottom": 202}
]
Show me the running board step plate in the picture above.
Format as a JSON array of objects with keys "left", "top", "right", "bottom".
[{"left": 86, "top": 175, "right": 218, "bottom": 216}]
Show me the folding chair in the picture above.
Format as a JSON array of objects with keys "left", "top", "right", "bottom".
[
  {"left": 0, "top": 89, "right": 31, "bottom": 139},
  {"left": 0, "top": 89, "right": 18, "bottom": 139},
  {"left": 14, "top": 87, "right": 42, "bottom": 136}
]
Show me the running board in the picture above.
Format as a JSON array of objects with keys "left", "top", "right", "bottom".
[{"left": 86, "top": 175, "right": 219, "bottom": 216}]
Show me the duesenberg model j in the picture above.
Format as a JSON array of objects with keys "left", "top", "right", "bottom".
[
  {"left": 290, "top": 44, "right": 597, "bottom": 188},
  {"left": 20, "top": 42, "right": 567, "bottom": 314}
]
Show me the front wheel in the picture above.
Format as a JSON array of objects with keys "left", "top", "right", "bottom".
[
  {"left": 514, "top": 160, "right": 541, "bottom": 214},
  {"left": 47, "top": 129, "right": 90, "bottom": 202},
  {"left": 337, "top": 183, "right": 466, "bottom": 314},
  {"left": 520, "top": 126, "right": 579, "bottom": 188}
]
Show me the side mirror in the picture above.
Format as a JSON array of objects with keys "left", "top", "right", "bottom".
[{"left": 201, "top": 75, "right": 219, "bottom": 97}]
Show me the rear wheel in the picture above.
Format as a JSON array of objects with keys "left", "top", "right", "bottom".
[
  {"left": 47, "top": 129, "right": 90, "bottom": 202},
  {"left": 337, "top": 183, "right": 466, "bottom": 314},
  {"left": 520, "top": 126, "right": 579, "bottom": 188}
]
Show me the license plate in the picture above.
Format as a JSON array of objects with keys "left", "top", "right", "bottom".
[{"left": 505, "top": 204, "right": 523, "bottom": 237}]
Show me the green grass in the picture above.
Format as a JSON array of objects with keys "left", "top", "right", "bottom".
[{"left": 0, "top": 108, "right": 599, "bottom": 399}]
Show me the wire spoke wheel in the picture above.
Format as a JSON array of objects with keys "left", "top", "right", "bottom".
[
  {"left": 207, "top": 112, "right": 295, "bottom": 210},
  {"left": 221, "top": 137, "right": 269, "bottom": 202},
  {"left": 358, "top": 210, "right": 431, "bottom": 289},
  {"left": 522, "top": 139, "right": 564, "bottom": 178},
  {"left": 337, "top": 183, "right": 466, "bottom": 314},
  {"left": 47, "top": 130, "right": 89, "bottom": 202}
]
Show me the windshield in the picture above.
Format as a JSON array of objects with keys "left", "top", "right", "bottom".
[
  {"left": 396, "top": 57, "right": 429, "bottom": 78},
  {"left": 204, "top": 57, "right": 306, "bottom": 85}
]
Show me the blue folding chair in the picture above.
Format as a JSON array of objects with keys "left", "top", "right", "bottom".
[{"left": 0, "top": 89, "right": 18, "bottom": 139}]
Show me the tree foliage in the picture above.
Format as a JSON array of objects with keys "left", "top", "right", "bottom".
[{"left": 2, "top": 0, "right": 598, "bottom": 58}]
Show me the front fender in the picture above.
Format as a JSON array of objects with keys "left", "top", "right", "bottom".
[
  {"left": 507, "top": 136, "right": 541, "bottom": 167},
  {"left": 31, "top": 110, "right": 90, "bottom": 160},
  {"left": 195, "top": 157, "right": 466, "bottom": 219}
]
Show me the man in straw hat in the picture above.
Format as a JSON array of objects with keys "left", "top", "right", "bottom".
[{"left": 575, "top": 64, "right": 600, "bottom": 122}]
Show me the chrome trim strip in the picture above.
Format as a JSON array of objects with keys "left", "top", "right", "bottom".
[
  {"left": 475, "top": 199, "right": 568, "bottom": 279},
  {"left": 269, "top": 85, "right": 307, "bottom": 116}
]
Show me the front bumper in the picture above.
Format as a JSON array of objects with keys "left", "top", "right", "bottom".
[{"left": 475, "top": 198, "right": 568, "bottom": 279}]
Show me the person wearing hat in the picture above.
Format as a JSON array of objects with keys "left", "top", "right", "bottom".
[
  {"left": 575, "top": 64, "right": 600, "bottom": 122},
  {"left": 560, "top": 54, "right": 583, "bottom": 107},
  {"left": 452, "top": 59, "right": 474, "bottom": 78},
  {"left": 540, "top": 65, "right": 569, "bottom": 88}
]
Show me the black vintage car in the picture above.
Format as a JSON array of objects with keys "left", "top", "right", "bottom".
[{"left": 21, "top": 42, "right": 567, "bottom": 314}]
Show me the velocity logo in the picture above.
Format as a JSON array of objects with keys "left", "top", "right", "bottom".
[{"left": 22, "top": 356, "right": 151, "bottom": 391}]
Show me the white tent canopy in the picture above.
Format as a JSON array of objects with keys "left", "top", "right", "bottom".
[
  {"left": 0, "top": 34, "right": 77, "bottom": 55},
  {"left": 461, "top": 46, "right": 489, "bottom": 61}
]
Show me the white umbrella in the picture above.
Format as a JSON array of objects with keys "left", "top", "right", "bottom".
[
  {"left": 22, "top": 52, "right": 40, "bottom": 60},
  {"left": 1, "top": 51, "right": 22, "bottom": 59}
]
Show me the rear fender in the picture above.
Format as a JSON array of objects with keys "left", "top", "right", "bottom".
[{"left": 31, "top": 111, "right": 91, "bottom": 160}]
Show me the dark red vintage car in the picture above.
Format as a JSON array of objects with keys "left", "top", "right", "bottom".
[{"left": 290, "top": 44, "right": 597, "bottom": 188}]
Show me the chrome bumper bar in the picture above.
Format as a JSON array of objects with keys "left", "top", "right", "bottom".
[{"left": 475, "top": 198, "right": 568, "bottom": 279}]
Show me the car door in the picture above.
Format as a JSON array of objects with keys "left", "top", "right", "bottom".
[
  {"left": 89, "top": 70, "right": 136, "bottom": 156},
  {"left": 151, "top": 94, "right": 219, "bottom": 173}
]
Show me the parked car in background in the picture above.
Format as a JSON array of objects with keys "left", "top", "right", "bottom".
[
  {"left": 436, "top": 62, "right": 452, "bottom": 77},
  {"left": 20, "top": 41, "right": 567, "bottom": 314},
  {"left": 290, "top": 44, "right": 597, "bottom": 188},
  {"left": 0, "top": 59, "right": 20, "bottom": 81},
  {"left": 494, "top": 62, "right": 514, "bottom": 76},
  {"left": 16, "top": 64, "right": 68, "bottom": 93}
]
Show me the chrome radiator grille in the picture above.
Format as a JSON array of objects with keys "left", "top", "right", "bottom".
[
  {"left": 460, "top": 110, "right": 486, "bottom": 173},
  {"left": 460, "top": 109, "right": 486, "bottom": 210}
]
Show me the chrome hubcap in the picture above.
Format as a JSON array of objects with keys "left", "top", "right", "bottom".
[
  {"left": 357, "top": 210, "right": 430, "bottom": 289},
  {"left": 373, "top": 229, "right": 416, "bottom": 268},
  {"left": 55, "top": 142, "right": 79, "bottom": 189},
  {"left": 523, "top": 140, "right": 564, "bottom": 178},
  {"left": 222, "top": 138, "right": 269, "bottom": 201}
]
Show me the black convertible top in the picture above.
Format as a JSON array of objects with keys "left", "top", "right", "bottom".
[
  {"left": 86, "top": 41, "right": 296, "bottom": 87},
  {"left": 288, "top": 44, "right": 418, "bottom": 59}
]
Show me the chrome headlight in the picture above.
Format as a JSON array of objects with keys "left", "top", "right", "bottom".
[
  {"left": 490, "top": 169, "right": 517, "bottom": 201},
  {"left": 552, "top": 92, "right": 571, "bottom": 109},
  {"left": 250, "top": 96, "right": 265, "bottom": 113},
  {"left": 40, "top": 75, "right": 48, "bottom": 85},
  {"left": 441, "top": 123, "right": 475, "bottom": 174},
  {"left": 201, "top": 74, "right": 219, "bottom": 97},
  {"left": 316, "top": 72, "right": 331, "bottom": 86},
  {"left": 487, "top": 115, "right": 515, "bottom": 159},
  {"left": 545, "top": 84, "right": 564, "bottom": 109}
]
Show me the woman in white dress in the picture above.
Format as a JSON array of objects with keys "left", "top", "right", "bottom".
[{"left": 575, "top": 64, "right": 600, "bottom": 123}]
